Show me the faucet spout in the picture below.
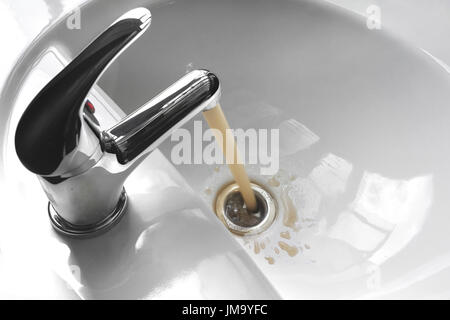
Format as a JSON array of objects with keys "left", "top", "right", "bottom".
[{"left": 102, "top": 69, "right": 220, "bottom": 165}]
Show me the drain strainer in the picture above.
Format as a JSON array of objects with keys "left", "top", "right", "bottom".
[{"left": 215, "top": 182, "right": 276, "bottom": 236}]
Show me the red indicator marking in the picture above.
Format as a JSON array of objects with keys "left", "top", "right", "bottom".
[{"left": 85, "top": 100, "right": 95, "bottom": 113}]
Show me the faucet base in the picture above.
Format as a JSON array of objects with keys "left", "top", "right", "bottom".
[{"left": 48, "top": 188, "right": 128, "bottom": 238}]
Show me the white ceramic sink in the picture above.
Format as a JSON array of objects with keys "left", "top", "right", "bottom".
[{"left": 2, "top": 0, "right": 450, "bottom": 299}]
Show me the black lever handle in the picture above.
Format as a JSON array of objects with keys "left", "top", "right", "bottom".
[{"left": 15, "top": 8, "right": 151, "bottom": 176}]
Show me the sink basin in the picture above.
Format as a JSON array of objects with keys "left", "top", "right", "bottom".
[{"left": 2, "top": 0, "right": 450, "bottom": 299}]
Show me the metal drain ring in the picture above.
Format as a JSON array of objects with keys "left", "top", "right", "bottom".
[{"left": 215, "top": 182, "right": 276, "bottom": 236}]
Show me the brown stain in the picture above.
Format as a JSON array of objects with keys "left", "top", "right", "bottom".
[
  {"left": 281, "top": 189, "right": 299, "bottom": 231},
  {"left": 274, "top": 247, "right": 280, "bottom": 254},
  {"left": 268, "top": 176, "right": 280, "bottom": 187},
  {"left": 278, "top": 241, "right": 299, "bottom": 257},
  {"left": 280, "top": 231, "right": 291, "bottom": 239},
  {"left": 254, "top": 241, "right": 260, "bottom": 254},
  {"left": 204, "top": 187, "right": 212, "bottom": 195},
  {"left": 265, "top": 256, "right": 275, "bottom": 265},
  {"left": 260, "top": 242, "right": 266, "bottom": 249},
  {"left": 214, "top": 166, "right": 220, "bottom": 172}
]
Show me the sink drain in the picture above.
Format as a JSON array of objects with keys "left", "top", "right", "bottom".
[{"left": 215, "top": 182, "right": 276, "bottom": 236}]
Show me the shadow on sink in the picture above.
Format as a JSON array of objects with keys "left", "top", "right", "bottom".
[{"left": 64, "top": 186, "right": 276, "bottom": 299}]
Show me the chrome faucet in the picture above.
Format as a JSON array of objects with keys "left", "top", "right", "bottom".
[{"left": 14, "top": 8, "right": 220, "bottom": 237}]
